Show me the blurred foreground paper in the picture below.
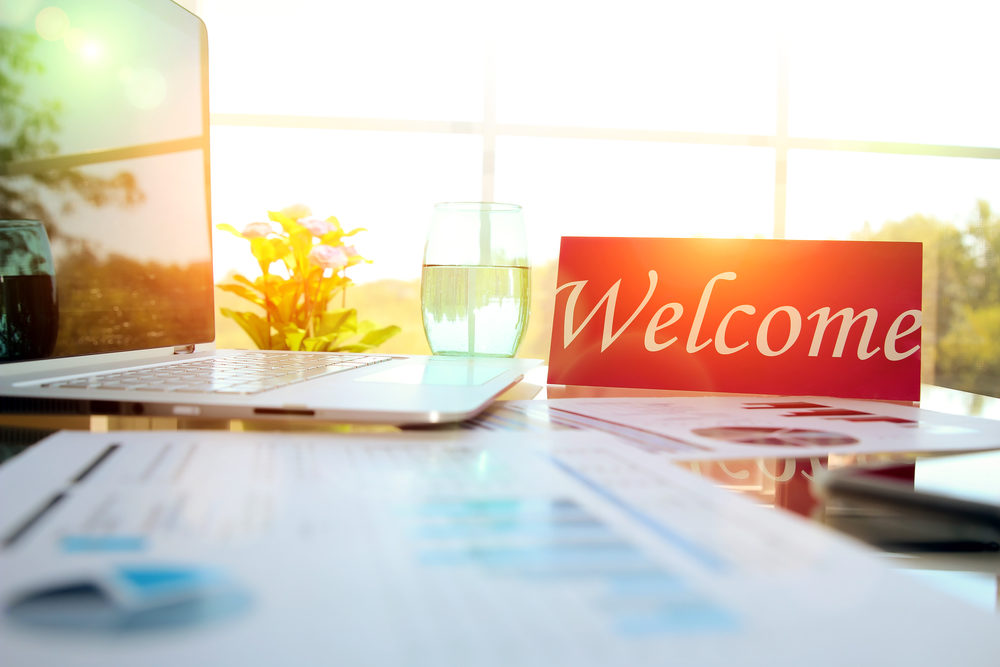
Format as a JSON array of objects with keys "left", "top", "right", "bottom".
[{"left": 1, "top": 429, "right": 998, "bottom": 666}]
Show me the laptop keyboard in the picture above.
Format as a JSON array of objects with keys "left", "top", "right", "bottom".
[{"left": 42, "top": 352, "right": 394, "bottom": 395}]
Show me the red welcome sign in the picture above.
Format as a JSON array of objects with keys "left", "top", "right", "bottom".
[{"left": 548, "top": 237, "right": 923, "bottom": 400}]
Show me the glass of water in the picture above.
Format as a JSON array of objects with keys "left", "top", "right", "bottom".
[
  {"left": 421, "top": 202, "right": 530, "bottom": 357},
  {"left": 0, "top": 220, "right": 58, "bottom": 361}
]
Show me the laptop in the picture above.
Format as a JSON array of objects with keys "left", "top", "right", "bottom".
[{"left": 0, "top": 0, "right": 536, "bottom": 425}]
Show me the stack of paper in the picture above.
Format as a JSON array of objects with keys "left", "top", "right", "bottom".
[{"left": 1, "top": 428, "right": 997, "bottom": 665}]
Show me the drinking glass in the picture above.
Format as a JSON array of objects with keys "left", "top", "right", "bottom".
[
  {"left": 421, "top": 202, "right": 530, "bottom": 357},
  {"left": 0, "top": 220, "right": 58, "bottom": 361}
]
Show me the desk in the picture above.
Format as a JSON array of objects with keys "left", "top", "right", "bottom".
[
  {"left": 1, "top": 374, "right": 999, "bottom": 662},
  {"left": 3, "top": 374, "right": 999, "bottom": 603}
]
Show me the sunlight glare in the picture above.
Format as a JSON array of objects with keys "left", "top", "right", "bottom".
[
  {"left": 120, "top": 67, "right": 168, "bottom": 109},
  {"left": 79, "top": 39, "right": 103, "bottom": 62},
  {"left": 35, "top": 5, "right": 68, "bottom": 41},
  {"left": 61, "top": 26, "right": 84, "bottom": 52}
]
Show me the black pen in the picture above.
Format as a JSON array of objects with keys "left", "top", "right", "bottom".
[{"left": 876, "top": 540, "right": 1000, "bottom": 553}]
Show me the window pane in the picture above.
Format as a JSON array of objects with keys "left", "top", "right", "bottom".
[
  {"left": 786, "top": 150, "right": 1000, "bottom": 394},
  {"left": 198, "top": 0, "right": 486, "bottom": 121},
  {"left": 495, "top": 137, "right": 776, "bottom": 265},
  {"left": 491, "top": 138, "right": 775, "bottom": 362},
  {"left": 496, "top": 0, "right": 779, "bottom": 133},
  {"left": 787, "top": 0, "right": 1000, "bottom": 146},
  {"left": 785, "top": 151, "right": 1000, "bottom": 240},
  {"left": 210, "top": 126, "right": 482, "bottom": 283}
]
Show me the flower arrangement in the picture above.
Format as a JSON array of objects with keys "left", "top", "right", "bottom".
[{"left": 216, "top": 205, "right": 400, "bottom": 352}]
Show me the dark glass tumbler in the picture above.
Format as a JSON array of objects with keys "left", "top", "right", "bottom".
[{"left": 0, "top": 220, "right": 58, "bottom": 361}]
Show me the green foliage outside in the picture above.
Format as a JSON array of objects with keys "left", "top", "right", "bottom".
[
  {"left": 54, "top": 249, "right": 214, "bottom": 355},
  {"left": 216, "top": 206, "right": 400, "bottom": 352},
  {"left": 854, "top": 201, "right": 1000, "bottom": 395},
  {"left": 0, "top": 27, "right": 143, "bottom": 238},
  {"left": 3, "top": 25, "right": 206, "bottom": 360}
]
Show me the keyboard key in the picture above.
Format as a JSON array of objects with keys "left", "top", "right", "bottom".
[{"left": 45, "top": 353, "right": 393, "bottom": 395}]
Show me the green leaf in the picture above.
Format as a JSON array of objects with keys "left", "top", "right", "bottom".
[
  {"left": 332, "top": 343, "right": 372, "bottom": 353},
  {"left": 273, "top": 237, "right": 292, "bottom": 260},
  {"left": 216, "top": 223, "right": 244, "bottom": 238},
  {"left": 315, "top": 275, "right": 348, "bottom": 307},
  {"left": 290, "top": 230, "right": 313, "bottom": 274},
  {"left": 232, "top": 273, "right": 258, "bottom": 289},
  {"left": 346, "top": 255, "right": 369, "bottom": 268},
  {"left": 356, "top": 319, "right": 375, "bottom": 337},
  {"left": 317, "top": 308, "right": 357, "bottom": 336},
  {"left": 302, "top": 336, "right": 334, "bottom": 352},
  {"left": 251, "top": 237, "right": 291, "bottom": 267},
  {"left": 275, "top": 283, "right": 298, "bottom": 324},
  {"left": 277, "top": 324, "right": 306, "bottom": 351},
  {"left": 360, "top": 324, "right": 401, "bottom": 347},
  {"left": 268, "top": 209, "right": 293, "bottom": 224},
  {"left": 258, "top": 273, "right": 285, "bottom": 290},
  {"left": 220, "top": 308, "right": 272, "bottom": 349},
  {"left": 216, "top": 282, "right": 265, "bottom": 307},
  {"left": 261, "top": 295, "right": 283, "bottom": 322},
  {"left": 269, "top": 210, "right": 301, "bottom": 235}
]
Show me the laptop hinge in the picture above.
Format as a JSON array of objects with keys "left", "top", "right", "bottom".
[{"left": 173, "top": 344, "right": 197, "bottom": 355}]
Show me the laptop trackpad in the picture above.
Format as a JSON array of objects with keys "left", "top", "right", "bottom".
[{"left": 357, "top": 359, "right": 510, "bottom": 386}]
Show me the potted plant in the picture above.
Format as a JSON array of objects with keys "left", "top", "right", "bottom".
[{"left": 216, "top": 205, "right": 399, "bottom": 352}]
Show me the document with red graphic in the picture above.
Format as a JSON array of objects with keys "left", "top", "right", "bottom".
[{"left": 494, "top": 395, "right": 1000, "bottom": 460}]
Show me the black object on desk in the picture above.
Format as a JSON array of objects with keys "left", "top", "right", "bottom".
[
  {"left": 0, "top": 427, "right": 58, "bottom": 464},
  {"left": 812, "top": 453, "right": 1000, "bottom": 552}
]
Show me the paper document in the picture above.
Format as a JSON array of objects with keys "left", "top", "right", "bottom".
[
  {"left": 1, "top": 429, "right": 998, "bottom": 665},
  {"left": 481, "top": 396, "right": 1000, "bottom": 460}
]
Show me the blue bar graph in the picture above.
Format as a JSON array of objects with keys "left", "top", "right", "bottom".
[{"left": 410, "top": 497, "right": 739, "bottom": 636}]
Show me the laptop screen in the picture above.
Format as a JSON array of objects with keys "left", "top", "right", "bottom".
[{"left": 0, "top": 0, "right": 213, "bottom": 363}]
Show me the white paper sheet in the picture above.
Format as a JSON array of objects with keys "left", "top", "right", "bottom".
[
  {"left": 486, "top": 396, "right": 1000, "bottom": 460},
  {"left": 1, "top": 429, "right": 998, "bottom": 665}
]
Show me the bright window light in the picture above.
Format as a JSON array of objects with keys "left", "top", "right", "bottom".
[{"left": 195, "top": 0, "right": 1000, "bottom": 388}]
